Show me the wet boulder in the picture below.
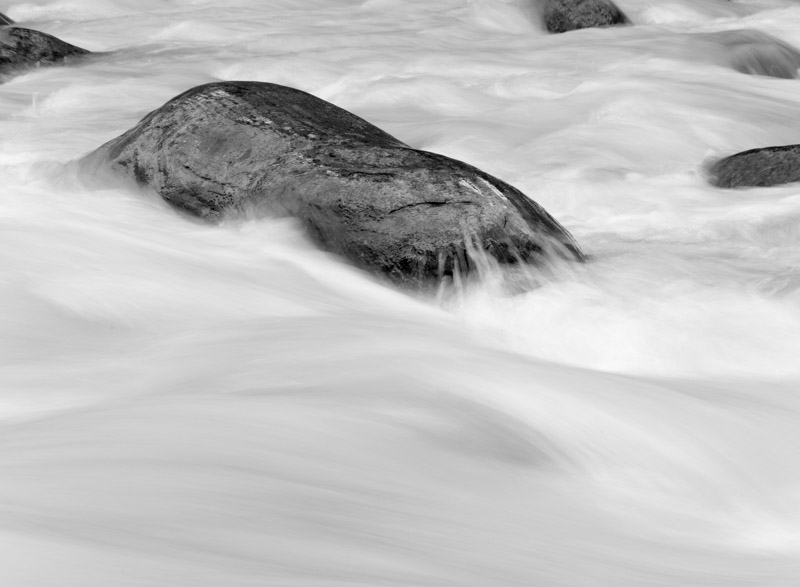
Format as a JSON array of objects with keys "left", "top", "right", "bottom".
[
  {"left": 541, "top": 0, "right": 630, "bottom": 34},
  {"left": 0, "top": 27, "right": 89, "bottom": 78},
  {"left": 708, "top": 145, "right": 800, "bottom": 188},
  {"left": 80, "top": 81, "right": 583, "bottom": 284}
]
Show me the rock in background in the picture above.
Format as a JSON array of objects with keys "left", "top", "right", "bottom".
[
  {"left": 708, "top": 145, "right": 800, "bottom": 188},
  {"left": 539, "top": 0, "right": 630, "bottom": 33},
  {"left": 80, "top": 81, "right": 584, "bottom": 284}
]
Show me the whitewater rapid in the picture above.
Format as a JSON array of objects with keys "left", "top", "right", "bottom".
[{"left": 3, "top": 0, "right": 800, "bottom": 584}]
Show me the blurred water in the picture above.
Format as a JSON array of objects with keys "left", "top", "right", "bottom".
[{"left": 3, "top": 0, "right": 800, "bottom": 584}]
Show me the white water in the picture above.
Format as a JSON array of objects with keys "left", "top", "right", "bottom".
[{"left": 3, "top": 0, "right": 800, "bottom": 584}]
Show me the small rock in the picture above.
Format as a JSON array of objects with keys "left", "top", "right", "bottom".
[
  {"left": 541, "top": 0, "right": 630, "bottom": 34},
  {"left": 80, "top": 81, "right": 584, "bottom": 284},
  {"left": 708, "top": 145, "right": 800, "bottom": 188}
]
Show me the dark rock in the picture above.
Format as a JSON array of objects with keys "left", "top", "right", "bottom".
[
  {"left": 0, "top": 11, "right": 12, "bottom": 25},
  {"left": 0, "top": 27, "right": 89, "bottom": 78},
  {"left": 707, "top": 30, "right": 800, "bottom": 79},
  {"left": 542, "top": 0, "right": 630, "bottom": 34},
  {"left": 709, "top": 145, "right": 800, "bottom": 188},
  {"left": 80, "top": 81, "right": 584, "bottom": 284}
]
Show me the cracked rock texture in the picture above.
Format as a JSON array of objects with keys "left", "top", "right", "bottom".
[
  {"left": 541, "top": 0, "right": 629, "bottom": 33},
  {"left": 708, "top": 144, "right": 800, "bottom": 188},
  {"left": 81, "top": 81, "right": 583, "bottom": 283},
  {"left": 0, "top": 27, "right": 89, "bottom": 78}
]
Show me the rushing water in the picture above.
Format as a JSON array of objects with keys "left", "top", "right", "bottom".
[{"left": 3, "top": 0, "right": 800, "bottom": 584}]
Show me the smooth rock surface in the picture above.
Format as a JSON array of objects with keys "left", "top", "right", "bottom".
[
  {"left": 541, "top": 0, "right": 629, "bottom": 34},
  {"left": 0, "top": 27, "right": 89, "bottom": 78},
  {"left": 80, "top": 81, "right": 584, "bottom": 283},
  {"left": 708, "top": 144, "right": 800, "bottom": 188}
]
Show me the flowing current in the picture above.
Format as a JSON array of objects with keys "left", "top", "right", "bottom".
[{"left": 4, "top": 0, "right": 800, "bottom": 584}]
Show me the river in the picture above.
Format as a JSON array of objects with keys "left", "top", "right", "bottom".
[{"left": 2, "top": 0, "right": 800, "bottom": 584}]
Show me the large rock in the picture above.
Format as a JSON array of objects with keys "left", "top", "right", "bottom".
[
  {"left": 541, "top": 0, "right": 630, "bottom": 34},
  {"left": 0, "top": 12, "right": 12, "bottom": 25},
  {"left": 0, "top": 27, "right": 89, "bottom": 78},
  {"left": 708, "top": 145, "right": 800, "bottom": 188},
  {"left": 80, "top": 81, "right": 584, "bottom": 283}
]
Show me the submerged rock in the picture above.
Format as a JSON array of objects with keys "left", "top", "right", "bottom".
[
  {"left": 708, "top": 145, "right": 800, "bottom": 188},
  {"left": 651, "top": 29, "right": 800, "bottom": 80},
  {"left": 80, "top": 81, "right": 584, "bottom": 284},
  {"left": 541, "top": 0, "right": 629, "bottom": 34},
  {"left": 707, "top": 29, "right": 800, "bottom": 79},
  {"left": 0, "top": 27, "right": 89, "bottom": 78}
]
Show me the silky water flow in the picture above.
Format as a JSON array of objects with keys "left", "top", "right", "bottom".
[{"left": 2, "top": 0, "right": 800, "bottom": 585}]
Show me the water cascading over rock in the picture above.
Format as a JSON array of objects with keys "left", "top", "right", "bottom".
[
  {"left": 703, "top": 29, "right": 800, "bottom": 79},
  {"left": 80, "top": 81, "right": 584, "bottom": 284}
]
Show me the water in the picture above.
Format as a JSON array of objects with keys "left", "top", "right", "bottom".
[{"left": 3, "top": 0, "right": 800, "bottom": 584}]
